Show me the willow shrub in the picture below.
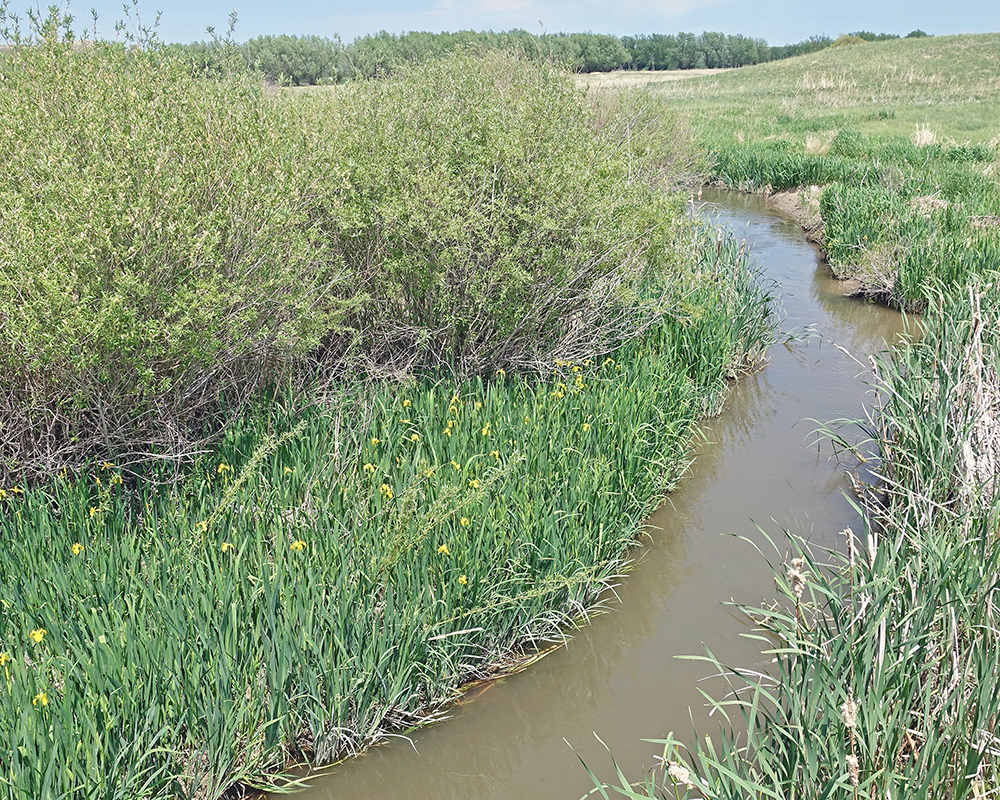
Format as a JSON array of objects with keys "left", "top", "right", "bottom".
[
  {"left": 0, "top": 35, "right": 360, "bottom": 481},
  {"left": 2, "top": 39, "right": 705, "bottom": 482},
  {"left": 305, "top": 50, "right": 693, "bottom": 376}
]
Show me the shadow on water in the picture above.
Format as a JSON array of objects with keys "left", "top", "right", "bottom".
[{"left": 281, "top": 189, "right": 912, "bottom": 800}]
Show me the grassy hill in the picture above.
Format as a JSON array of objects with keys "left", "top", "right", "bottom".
[
  {"left": 582, "top": 34, "right": 1000, "bottom": 307},
  {"left": 581, "top": 34, "right": 1000, "bottom": 147}
]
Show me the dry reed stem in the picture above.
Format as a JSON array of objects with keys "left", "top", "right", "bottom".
[{"left": 956, "top": 284, "right": 1000, "bottom": 507}]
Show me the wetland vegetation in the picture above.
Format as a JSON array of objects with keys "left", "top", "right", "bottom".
[
  {"left": 0, "top": 11, "right": 772, "bottom": 799},
  {"left": 583, "top": 33, "right": 1000, "bottom": 308},
  {"left": 4, "top": 7, "right": 1000, "bottom": 798},
  {"left": 583, "top": 33, "right": 1000, "bottom": 800}
]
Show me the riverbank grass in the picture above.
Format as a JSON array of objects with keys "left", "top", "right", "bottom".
[
  {"left": 585, "top": 32, "right": 1000, "bottom": 800},
  {"left": 604, "top": 282, "right": 1000, "bottom": 800},
  {"left": 1, "top": 227, "right": 770, "bottom": 797}
]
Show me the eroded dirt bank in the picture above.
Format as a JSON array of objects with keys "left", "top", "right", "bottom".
[{"left": 764, "top": 186, "right": 873, "bottom": 298}]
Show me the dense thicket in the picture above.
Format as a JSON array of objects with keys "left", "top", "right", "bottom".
[
  {"left": 306, "top": 52, "right": 697, "bottom": 376},
  {"left": 0, "top": 35, "right": 700, "bottom": 481},
  {"left": 165, "top": 28, "right": 924, "bottom": 85},
  {"left": 168, "top": 34, "right": 349, "bottom": 84},
  {"left": 621, "top": 31, "right": 769, "bottom": 70},
  {"left": 0, "top": 37, "right": 360, "bottom": 480}
]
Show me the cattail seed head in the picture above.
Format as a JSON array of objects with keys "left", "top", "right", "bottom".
[
  {"left": 843, "top": 527, "right": 855, "bottom": 566},
  {"left": 667, "top": 762, "right": 695, "bottom": 789},
  {"left": 787, "top": 557, "right": 807, "bottom": 599},
  {"left": 841, "top": 695, "right": 857, "bottom": 729},
  {"left": 846, "top": 754, "right": 859, "bottom": 787}
]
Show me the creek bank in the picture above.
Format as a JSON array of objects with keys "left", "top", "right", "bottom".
[
  {"left": 282, "top": 189, "right": 910, "bottom": 800},
  {"left": 762, "top": 185, "right": 872, "bottom": 299},
  {"left": 765, "top": 186, "right": 824, "bottom": 245}
]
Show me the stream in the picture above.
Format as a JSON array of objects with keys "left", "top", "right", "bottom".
[{"left": 286, "top": 189, "right": 910, "bottom": 800}]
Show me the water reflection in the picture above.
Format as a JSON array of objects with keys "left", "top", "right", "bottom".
[{"left": 286, "top": 191, "right": 909, "bottom": 800}]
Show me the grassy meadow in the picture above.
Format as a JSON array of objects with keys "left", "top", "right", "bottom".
[
  {"left": 579, "top": 34, "right": 1000, "bottom": 144},
  {"left": 0, "top": 17, "right": 772, "bottom": 800},
  {"left": 583, "top": 34, "right": 1000, "bottom": 307},
  {"left": 585, "top": 34, "right": 1000, "bottom": 800}
]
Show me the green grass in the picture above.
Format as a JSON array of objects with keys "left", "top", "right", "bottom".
[
  {"left": 590, "top": 281, "right": 1000, "bottom": 800},
  {"left": 600, "top": 34, "right": 1000, "bottom": 147},
  {"left": 588, "top": 34, "right": 1000, "bottom": 307},
  {"left": 0, "top": 226, "right": 772, "bottom": 799}
]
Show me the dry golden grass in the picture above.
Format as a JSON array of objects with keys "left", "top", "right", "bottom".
[{"left": 574, "top": 67, "right": 730, "bottom": 91}]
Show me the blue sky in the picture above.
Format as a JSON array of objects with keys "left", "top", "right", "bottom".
[{"left": 61, "top": 0, "right": 1000, "bottom": 45}]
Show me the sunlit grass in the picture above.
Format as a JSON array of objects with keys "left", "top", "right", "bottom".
[
  {"left": 591, "top": 281, "right": 1000, "bottom": 800},
  {"left": 602, "top": 34, "right": 1000, "bottom": 307},
  {"left": 582, "top": 35, "right": 1000, "bottom": 799},
  {"left": 620, "top": 34, "right": 1000, "bottom": 147}
]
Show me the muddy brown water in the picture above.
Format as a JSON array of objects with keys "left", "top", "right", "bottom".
[{"left": 284, "top": 190, "right": 910, "bottom": 800}]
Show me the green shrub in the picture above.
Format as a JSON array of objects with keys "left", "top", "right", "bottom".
[
  {"left": 0, "top": 33, "right": 357, "bottom": 481},
  {"left": 305, "top": 50, "right": 692, "bottom": 375},
  {"left": 245, "top": 34, "right": 347, "bottom": 85},
  {"left": 830, "top": 34, "right": 867, "bottom": 48},
  {"left": 1, "top": 33, "right": 698, "bottom": 481}
]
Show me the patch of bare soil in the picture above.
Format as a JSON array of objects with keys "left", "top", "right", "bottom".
[{"left": 767, "top": 186, "right": 825, "bottom": 247}]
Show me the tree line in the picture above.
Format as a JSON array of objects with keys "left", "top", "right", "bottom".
[{"left": 167, "top": 28, "right": 933, "bottom": 86}]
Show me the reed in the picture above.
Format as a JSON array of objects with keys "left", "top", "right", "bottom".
[{"left": 583, "top": 34, "right": 1000, "bottom": 798}]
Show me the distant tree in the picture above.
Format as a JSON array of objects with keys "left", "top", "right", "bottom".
[
  {"left": 247, "top": 34, "right": 346, "bottom": 85},
  {"left": 675, "top": 31, "right": 698, "bottom": 68},
  {"left": 769, "top": 34, "right": 832, "bottom": 60},
  {"left": 167, "top": 25, "right": 930, "bottom": 84},
  {"left": 347, "top": 29, "right": 547, "bottom": 78},
  {"left": 848, "top": 31, "right": 901, "bottom": 42},
  {"left": 830, "top": 34, "right": 867, "bottom": 48},
  {"left": 905, "top": 29, "right": 931, "bottom": 38},
  {"left": 166, "top": 40, "right": 233, "bottom": 76}
]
